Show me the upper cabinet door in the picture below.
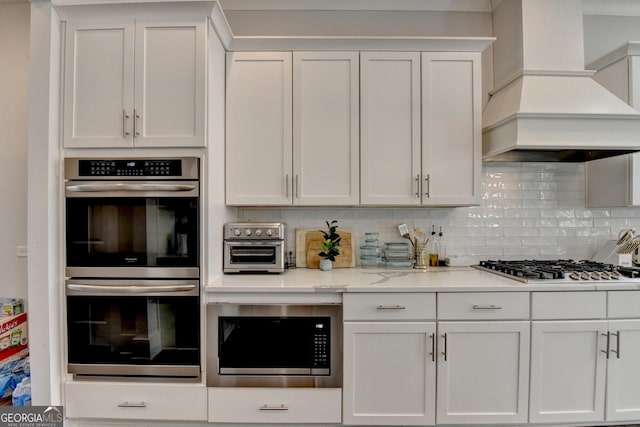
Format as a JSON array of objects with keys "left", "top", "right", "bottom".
[
  {"left": 422, "top": 52, "right": 481, "bottom": 206},
  {"left": 360, "top": 52, "right": 421, "bottom": 206},
  {"left": 293, "top": 52, "right": 360, "bottom": 206},
  {"left": 63, "top": 20, "right": 135, "bottom": 148},
  {"left": 133, "top": 21, "right": 206, "bottom": 148},
  {"left": 226, "top": 52, "right": 293, "bottom": 206}
]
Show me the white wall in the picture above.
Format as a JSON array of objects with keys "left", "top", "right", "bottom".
[
  {"left": 0, "top": 3, "right": 30, "bottom": 300},
  {"left": 238, "top": 162, "right": 627, "bottom": 266},
  {"left": 584, "top": 15, "right": 640, "bottom": 65}
]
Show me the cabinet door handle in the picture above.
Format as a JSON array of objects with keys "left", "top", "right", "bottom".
[
  {"left": 430, "top": 333, "right": 435, "bottom": 362},
  {"left": 134, "top": 109, "right": 140, "bottom": 137},
  {"left": 424, "top": 174, "right": 430, "bottom": 198},
  {"left": 122, "top": 110, "right": 130, "bottom": 137},
  {"left": 295, "top": 175, "right": 299, "bottom": 199},
  {"left": 118, "top": 401, "right": 147, "bottom": 408},
  {"left": 601, "top": 332, "right": 610, "bottom": 359},
  {"left": 442, "top": 333, "right": 448, "bottom": 361},
  {"left": 415, "top": 174, "right": 420, "bottom": 198},
  {"left": 260, "top": 404, "right": 288, "bottom": 411},
  {"left": 376, "top": 305, "right": 406, "bottom": 310},
  {"left": 611, "top": 331, "right": 620, "bottom": 359},
  {"left": 472, "top": 304, "right": 503, "bottom": 310},
  {"left": 285, "top": 174, "right": 289, "bottom": 199}
]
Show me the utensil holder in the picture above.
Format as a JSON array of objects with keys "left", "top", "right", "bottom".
[{"left": 414, "top": 244, "right": 428, "bottom": 269}]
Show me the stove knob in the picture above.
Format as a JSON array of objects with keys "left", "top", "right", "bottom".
[
  {"left": 245, "top": 229, "right": 252, "bottom": 236},
  {"left": 233, "top": 228, "right": 241, "bottom": 237},
  {"left": 255, "top": 229, "right": 263, "bottom": 236},
  {"left": 266, "top": 229, "right": 273, "bottom": 237}
]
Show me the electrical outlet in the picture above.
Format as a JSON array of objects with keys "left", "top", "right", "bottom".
[{"left": 16, "top": 246, "right": 28, "bottom": 257}]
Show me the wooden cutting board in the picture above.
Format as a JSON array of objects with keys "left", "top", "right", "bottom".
[{"left": 296, "top": 228, "right": 355, "bottom": 268}]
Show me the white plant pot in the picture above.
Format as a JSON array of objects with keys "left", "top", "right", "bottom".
[{"left": 319, "top": 259, "right": 333, "bottom": 271}]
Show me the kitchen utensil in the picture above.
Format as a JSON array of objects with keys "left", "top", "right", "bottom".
[
  {"left": 397, "top": 224, "right": 413, "bottom": 245},
  {"left": 414, "top": 228, "right": 427, "bottom": 245},
  {"left": 617, "top": 229, "right": 635, "bottom": 246}
]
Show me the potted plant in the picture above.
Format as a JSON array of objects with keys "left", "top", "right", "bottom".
[{"left": 318, "top": 220, "right": 341, "bottom": 271}]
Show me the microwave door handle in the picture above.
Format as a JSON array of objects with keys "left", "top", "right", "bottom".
[
  {"left": 66, "top": 183, "right": 196, "bottom": 192},
  {"left": 66, "top": 283, "right": 197, "bottom": 294}
]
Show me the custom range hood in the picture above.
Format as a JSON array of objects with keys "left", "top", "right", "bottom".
[{"left": 483, "top": 0, "right": 640, "bottom": 162}]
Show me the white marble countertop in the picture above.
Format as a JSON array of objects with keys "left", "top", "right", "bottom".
[{"left": 205, "top": 266, "right": 640, "bottom": 294}]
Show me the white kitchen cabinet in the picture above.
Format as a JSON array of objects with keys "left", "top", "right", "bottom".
[
  {"left": 63, "top": 16, "right": 206, "bottom": 148},
  {"left": 360, "top": 52, "right": 421, "bottom": 205},
  {"left": 586, "top": 44, "right": 640, "bottom": 207},
  {"left": 529, "top": 320, "right": 608, "bottom": 424},
  {"left": 292, "top": 52, "right": 360, "bottom": 205},
  {"left": 606, "top": 291, "right": 640, "bottom": 421},
  {"left": 422, "top": 52, "right": 482, "bottom": 206},
  {"left": 436, "top": 292, "right": 530, "bottom": 424},
  {"left": 360, "top": 52, "right": 481, "bottom": 206},
  {"left": 342, "top": 293, "right": 436, "bottom": 425},
  {"left": 208, "top": 387, "right": 341, "bottom": 424},
  {"left": 530, "top": 291, "right": 640, "bottom": 424},
  {"left": 65, "top": 381, "right": 207, "bottom": 421},
  {"left": 226, "top": 51, "right": 359, "bottom": 206},
  {"left": 225, "top": 52, "right": 293, "bottom": 205}
]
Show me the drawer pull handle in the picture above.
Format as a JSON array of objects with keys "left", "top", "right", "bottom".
[
  {"left": 376, "top": 305, "right": 406, "bottom": 310},
  {"left": 118, "top": 401, "right": 147, "bottom": 408},
  {"left": 260, "top": 404, "right": 288, "bottom": 411},
  {"left": 472, "top": 304, "right": 502, "bottom": 310}
]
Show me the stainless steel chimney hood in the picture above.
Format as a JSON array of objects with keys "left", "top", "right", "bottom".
[{"left": 482, "top": 0, "right": 640, "bottom": 162}]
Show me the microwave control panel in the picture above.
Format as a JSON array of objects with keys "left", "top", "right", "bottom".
[{"left": 312, "top": 320, "right": 330, "bottom": 369}]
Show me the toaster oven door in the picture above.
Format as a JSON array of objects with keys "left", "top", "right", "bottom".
[{"left": 223, "top": 240, "right": 284, "bottom": 273}]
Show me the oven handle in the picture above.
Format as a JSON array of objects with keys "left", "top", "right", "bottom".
[
  {"left": 66, "top": 183, "right": 196, "bottom": 193},
  {"left": 66, "top": 282, "right": 198, "bottom": 296}
]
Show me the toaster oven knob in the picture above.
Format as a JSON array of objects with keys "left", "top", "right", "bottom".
[
  {"left": 233, "top": 228, "right": 241, "bottom": 237},
  {"left": 266, "top": 229, "right": 273, "bottom": 237},
  {"left": 245, "top": 229, "right": 252, "bottom": 236},
  {"left": 255, "top": 229, "right": 263, "bottom": 236}
]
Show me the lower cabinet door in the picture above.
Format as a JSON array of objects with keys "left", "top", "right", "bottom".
[
  {"left": 208, "top": 387, "right": 341, "bottom": 423},
  {"left": 436, "top": 321, "right": 530, "bottom": 425},
  {"left": 343, "top": 321, "right": 436, "bottom": 425},
  {"left": 606, "top": 319, "right": 640, "bottom": 422},
  {"left": 64, "top": 381, "right": 207, "bottom": 421},
  {"left": 530, "top": 320, "right": 608, "bottom": 424}
]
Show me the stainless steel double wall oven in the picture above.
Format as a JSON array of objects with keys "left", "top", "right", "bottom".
[{"left": 64, "top": 158, "right": 201, "bottom": 379}]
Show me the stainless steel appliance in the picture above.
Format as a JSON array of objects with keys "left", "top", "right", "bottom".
[
  {"left": 206, "top": 304, "right": 342, "bottom": 387},
  {"left": 65, "top": 157, "right": 199, "bottom": 279},
  {"left": 64, "top": 158, "right": 201, "bottom": 379},
  {"left": 223, "top": 222, "right": 285, "bottom": 273},
  {"left": 473, "top": 259, "right": 640, "bottom": 283}
]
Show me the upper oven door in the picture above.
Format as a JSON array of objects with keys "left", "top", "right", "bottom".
[{"left": 65, "top": 181, "right": 199, "bottom": 278}]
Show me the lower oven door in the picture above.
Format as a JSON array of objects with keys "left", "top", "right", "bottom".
[{"left": 65, "top": 279, "right": 200, "bottom": 378}]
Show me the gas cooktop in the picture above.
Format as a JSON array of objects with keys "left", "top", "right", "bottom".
[{"left": 473, "top": 259, "right": 640, "bottom": 283}]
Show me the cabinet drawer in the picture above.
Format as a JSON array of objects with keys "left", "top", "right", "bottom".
[
  {"left": 532, "top": 292, "right": 606, "bottom": 319},
  {"left": 65, "top": 382, "right": 207, "bottom": 421},
  {"left": 208, "top": 387, "right": 341, "bottom": 423},
  {"left": 608, "top": 291, "right": 640, "bottom": 318},
  {"left": 437, "top": 292, "right": 529, "bottom": 320},
  {"left": 343, "top": 293, "right": 436, "bottom": 320}
]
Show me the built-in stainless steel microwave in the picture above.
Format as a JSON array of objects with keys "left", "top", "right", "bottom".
[{"left": 206, "top": 304, "right": 342, "bottom": 388}]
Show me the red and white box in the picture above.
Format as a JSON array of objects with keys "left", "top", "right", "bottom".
[{"left": 0, "top": 313, "right": 28, "bottom": 363}]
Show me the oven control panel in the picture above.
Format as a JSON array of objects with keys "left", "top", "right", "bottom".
[{"left": 78, "top": 159, "right": 183, "bottom": 177}]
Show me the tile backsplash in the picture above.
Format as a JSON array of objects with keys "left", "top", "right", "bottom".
[{"left": 238, "top": 163, "right": 640, "bottom": 265}]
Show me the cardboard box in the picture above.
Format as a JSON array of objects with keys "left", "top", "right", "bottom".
[
  {"left": 0, "top": 313, "right": 27, "bottom": 362},
  {"left": 0, "top": 299, "right": 24, "bottom": 318}
]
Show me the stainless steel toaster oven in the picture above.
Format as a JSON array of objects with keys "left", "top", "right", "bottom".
[{"left": 223, "top": 222, "right": 285, "bottom": 273}]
